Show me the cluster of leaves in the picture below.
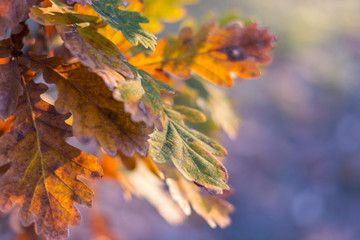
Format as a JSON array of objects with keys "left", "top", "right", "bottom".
[{"left": 0, "top": 0, "right": 275, "bottom": 239}]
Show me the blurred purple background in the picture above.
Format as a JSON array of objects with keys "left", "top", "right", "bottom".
[{"left": 69, "top": 1, "right": 360, "bottom": 240}]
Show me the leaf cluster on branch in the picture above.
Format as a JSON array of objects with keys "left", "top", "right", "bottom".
[{"left": 0, "top": 0, "right": 275, "bottom": 239}]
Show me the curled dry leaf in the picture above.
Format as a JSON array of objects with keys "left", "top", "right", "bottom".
[
  {"left": 0, "top": 69, "right": 103, "bottom": 240},
  {"left": 57, "top": 25, "right": 134, "bottom": 89},
  {"left": 131, "top": 21, "right": 276, "bottom": 87},
  {"left": 31, "top": 56, "right": 149, "bottom": 157}
]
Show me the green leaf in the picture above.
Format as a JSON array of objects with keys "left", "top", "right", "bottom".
[
  {"left": 114, "top": 64, "right": 174, "bottom": 130},
  {"left": 91, "top": 0, "right": 157, "bottom": 50},
  {"left": 30, "top": 0, "right": 101, "bottom": 27},
  {"left": 149, "top": 105, "right": 229, "bottom": 192},
  {"left": 30, "top": 1, "right": 134, "bottom": 89}
]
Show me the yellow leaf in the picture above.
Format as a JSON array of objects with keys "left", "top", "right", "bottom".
[{"left": 132, "top": 21, "right": 276, "bottom": 87}]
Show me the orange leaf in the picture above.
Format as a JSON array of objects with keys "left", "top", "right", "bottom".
[
  {"left": 131, "top": 21, "right": 276, "bottom": 87},
  {"left": 0, "top": 115, "right": 15, "bottom": 136},
  {"left": 31, "top": 56, "right": 150, "bottom": 157},
  {"left": 0, "top": 68, "right": 103, "bottom": 239}
]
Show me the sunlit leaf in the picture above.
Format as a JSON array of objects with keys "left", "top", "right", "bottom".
[
  {"left": 31, "top": 56, "right": 150, "bottom": 157},
  {"left": 0, "top": 68, "right": 103, "bottom": 239},
  {"left": 91, "top": 0, "right": 157, "bottom": 50},
  {"left": 30, "top": 0, "right": 134, "bottom": 89},
  {"left": 114, "top": 64, "right": 174, "bottom": 130},
  {"left": 132, "top": 21, "right": 276, "bottom": 87},
  {"left": 149, "top": 105, "right": 229, "bottom": 192}
]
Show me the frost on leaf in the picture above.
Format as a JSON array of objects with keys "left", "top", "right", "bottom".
[
  {"left": 131, "top": 21, "right": 276, "bottom": 87},
  {"left": 0, "top": 68, "right": 103, "bottom": 240},
  {"left": 91, "top": 0, "right": 157, "bottom": 50},
  {"left": 31, "top": 56, "right": 150, "bottom": 157},
  {"left": 149, "top": 105, "right": 229, "bottom": 192}
]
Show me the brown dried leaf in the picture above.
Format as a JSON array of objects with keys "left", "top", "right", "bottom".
[
  {"left": 0, "top": 69, "right": 103, "bottom": 239},
  {"left": 31, "top": 56, "right": 149, "bottom": 157},
  {"left": 29, "top": 1, "right": 134, "bottom": 89},
  {"left": 0, "top": 60, "right": 23, "bottom": 119},
  {"left": 0, "top": 0, "right": 38, "bottom": 40},
  {"left": 57, "top": 25, "right": 134, "bottom": 89}
]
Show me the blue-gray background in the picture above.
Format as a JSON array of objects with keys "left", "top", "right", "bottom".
[{"left": 71, "top": 1, "right": 360, "bottom": 239}]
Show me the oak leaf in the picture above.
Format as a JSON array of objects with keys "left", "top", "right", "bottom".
[
  {"left": 31, "top": 56, "right": 149, "bottom": 157},
  {"left": 0, "top": 69, "right": 103, "bottom": 239},
  {"left": 132, "top": 21, "right": 275, "bottom": 87},
  {"left": 149, "top": 105, "right": 229, "bottom": 192},
  {"left": 30, "top": 0, "right": 134, "bottom": 89},
  {"left": 91, "top": 0, "right": 157, "bottom": 50},
  {"left": 114, "top": 65, "right": 174, "bottom": 130}
]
